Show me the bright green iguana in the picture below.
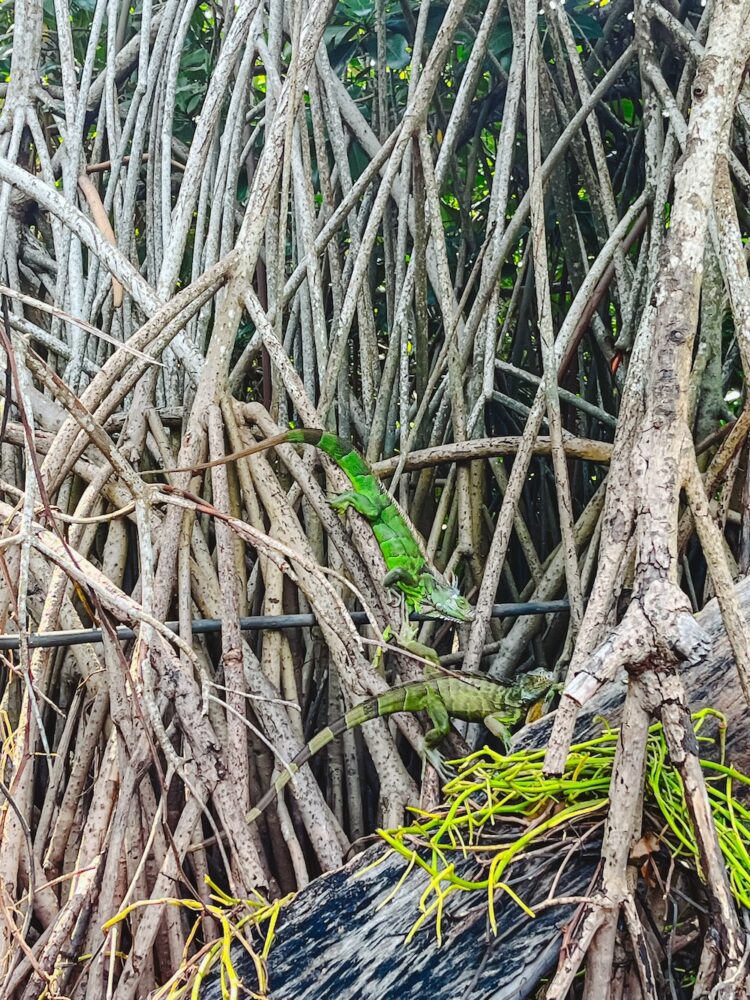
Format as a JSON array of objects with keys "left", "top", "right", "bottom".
[
  {"left": 246, "top": 667, "right": 556, "bottom": 826},
  {"left": 170, "top": 428, "right": 474, "bottom": 625}
]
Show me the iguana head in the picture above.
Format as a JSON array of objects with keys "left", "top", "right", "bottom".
[
  {"left": 514, "top": 668, "right": 558, "bottom": 706},
  {"left": 418, "top": 572, "right": 475, "bottom": 623}
]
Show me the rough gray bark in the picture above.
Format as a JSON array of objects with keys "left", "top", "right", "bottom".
[{"left": 200, "top": 579, "right": 750, "bottom": 1000}]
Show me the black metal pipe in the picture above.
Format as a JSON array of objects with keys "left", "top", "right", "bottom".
[{"left": 0, "top": 600, "right": 570, "bottom": 651}]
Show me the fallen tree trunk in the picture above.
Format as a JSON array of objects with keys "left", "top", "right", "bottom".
[{"left": 200, "top": 578, "right": 750, "bottom": 1000}]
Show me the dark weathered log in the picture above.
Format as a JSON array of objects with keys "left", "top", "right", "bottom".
[
  {"left": 200, "top": 580, "right": 750, "bottom": 1000},
  {"left": 201, "top": 837, "right": 600, "bottom": 1000}
]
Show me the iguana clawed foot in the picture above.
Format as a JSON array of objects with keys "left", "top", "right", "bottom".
[
  {"left": 423, "top": 745, "right": 454, "bottom": 784},
  {"left": 328, "top": 488, "right": 384, "bottom": 520},
  {"left": 379, "top": 620, "right": 440, "bottom": 664},
  {"left": 396, "top": 621, "right": 440, "bottom": 663},
  {"left": 483, "top": 714, "right": 514, "bottom": 752}
]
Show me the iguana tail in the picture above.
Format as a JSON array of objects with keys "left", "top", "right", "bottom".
[
  {"left": 246, "top": 697, "right": 381, "bottom": 826},
  {"left": 286, "top": 428, "right": 370, "bottom": 479},
  {"left": 152, "top": 427, "right": 369, "bottom": 479}
]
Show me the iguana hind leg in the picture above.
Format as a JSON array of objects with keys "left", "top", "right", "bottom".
[
  {"left": 396, "top": 619, "right": 439, "bottom": 663},
  {"left": 423, "top": 746, "right": 452, "bottom": 783},
  {"left": 383, "top": 566, "right": 419, "bottom": 589},
  {"left": 422, "top": 688, "right": 453, "bottom": 781},
  {"left": 328, "top": 490, "right": 382, "bottom": 519},
  {"left": 378, "top": 592, "right": 439, "bottom": 663},
  {"left": 423, "top": 687, "right": 451, "bottom": 748}
]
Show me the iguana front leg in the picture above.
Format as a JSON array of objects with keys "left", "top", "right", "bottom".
[
  {"left": 484, "top": 709, "right": 523, "bottom": 752},
  {"left": 484, "top": 675, "right": 561, "bottom": 749}
]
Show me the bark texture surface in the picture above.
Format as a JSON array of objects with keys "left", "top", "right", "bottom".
[{"left": 200, "top": 580, "right": 750, "bottom": 1000}]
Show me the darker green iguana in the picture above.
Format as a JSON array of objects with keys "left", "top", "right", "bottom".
[
  {"left": 171, "top": 428, "right": 474, "bottom": 625},
  {"left": 247, "top": 667, "right": 556, "bottom": 826}
]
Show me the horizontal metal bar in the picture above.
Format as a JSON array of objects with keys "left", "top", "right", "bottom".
[{"left": 0, "top": 601, "right": 570, "bottom": 652}]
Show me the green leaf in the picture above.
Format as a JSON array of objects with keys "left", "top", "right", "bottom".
[
  {"left": 340, "top": 0, "right": 374, "bottom": 22},
  {"left": 180, "top": 48, "right": 210, "bottom": 70},
  {"left": 619, "top": 98, "right": 635, "bottom": 125},
  {"left": 386, "top": 32, "right": 410, "bottom": 70},
  {"left": 185, "top": 92, "right": 204, "bottom": 115},
  {"left": 323, "top": 23, "right": 356, "bottom": 47},
  {"left": 348, "top": 139, "right": 371, "bottom": 181},
  {"left": 327, "top": 39, "right": 360, "bottom": 72},
  {"left": 568, "top": 13, "right": 603, "bottom": 39},
  {"left": 488, "top": 24, "right": 514, "bottom": 57}
]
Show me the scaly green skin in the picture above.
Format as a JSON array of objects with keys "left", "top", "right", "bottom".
[
  {"left": 247, "top": 668, "right": 555, "bottom": 825},
  {"left": 193, "top": 428, "right": 474, "bottom": 623},
  {"left": 290, "top": 429, "right": 473, "bottom": 621}
]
